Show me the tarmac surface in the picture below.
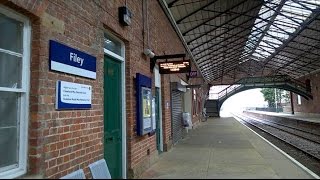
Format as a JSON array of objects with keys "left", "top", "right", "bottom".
[{"left": 140, "top": 117, "right": 317, "bottom": 179}]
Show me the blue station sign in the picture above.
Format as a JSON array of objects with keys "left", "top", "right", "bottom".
[{"left": 49, "top": 40, "right": 97, "bottom": 79}]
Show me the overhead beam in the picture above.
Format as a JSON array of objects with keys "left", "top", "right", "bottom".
[
  {"left": 187, "top": 1, "right": 263, "bottom": 45},
  {"left": 159, "top": 0, "right": 207, "bottom": 82},
  {"left": 198, "top": 46, "right": 246, "bottom": 67},
  {"left": 274, "top": 43, "right": 320, "bottom": 74},
  {"left": 168, "top": 0, "right": 180, "bottom": 8},
  {"left": 182, "top": 0, "right": 249, "bottom": 36},
  {"left": 176, "top": 0, "right": 219, "bottom": 24},
  {"left": 245, "top": 0, "right": 287, "bottom": 61},
  {"left": 192, "top": 22, "right": 267, "bottom": 57},
  {"left": 256, "top": 6, "right": 320, "bottom": 74}
]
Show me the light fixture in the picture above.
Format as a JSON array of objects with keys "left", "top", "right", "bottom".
[
  {"left": 144, "top": 48, "right": 155, "bottom": 58},
  {"left": 119, "top": 6, "right": 132, "bottom": 26}
]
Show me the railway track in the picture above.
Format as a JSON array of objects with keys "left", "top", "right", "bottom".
[{"left": 232, "top": 113, "right": 320, "bottom": 161}]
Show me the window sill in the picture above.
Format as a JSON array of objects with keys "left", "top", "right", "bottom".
[
  {"left": 0, "top": 167, "right": 26, "bottom": 179},
  {"left": 20, "top": 174, "right": 44, "bottom": 179}
]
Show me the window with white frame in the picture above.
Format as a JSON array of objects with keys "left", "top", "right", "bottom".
[
  {"left": 104, "top": 33, "right": 124, "bottom": 57},
  {"left": 297, "top": 95, "right": 301, "bottom": 105},
  {"left": 0, "top": 5, "right": 30, "bottom": 178}
]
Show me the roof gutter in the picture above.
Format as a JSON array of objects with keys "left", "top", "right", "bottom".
[{"left": 158, "top": 0, "right": 208, "bottom": 84}]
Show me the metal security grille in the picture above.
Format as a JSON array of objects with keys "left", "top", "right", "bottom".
[{"left": 171, "top": 90, "right": 183, "bottom": 145}]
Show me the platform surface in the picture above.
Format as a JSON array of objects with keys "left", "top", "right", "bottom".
[
  {"left": 140, "top": 117, "right": 317, "bottom": 179},
  {"left": 247, "top": 110, "right": 320, "bottom": 123}
]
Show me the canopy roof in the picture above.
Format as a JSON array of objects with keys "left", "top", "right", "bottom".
[{"left": 163, "top": 0, "right": 320, "bottom": 85}]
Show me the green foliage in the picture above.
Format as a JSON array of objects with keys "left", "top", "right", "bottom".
[
  {"left": 260, "top": 88, "right": 275, "bottom": 107},
  {"left": 260, "top": 88, "right": 290, "bottom": 107}
]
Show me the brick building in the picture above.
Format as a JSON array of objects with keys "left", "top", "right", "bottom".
[
  {"left": 292, "top": 71, "right": 320, "bottom": 114},
  {"left": 0, "top": 0, "right": 207, "bottom": 179}
]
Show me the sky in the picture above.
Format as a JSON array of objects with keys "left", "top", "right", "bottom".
[{"left": 218, "top": 88, "right": 268, "bottom": 117}]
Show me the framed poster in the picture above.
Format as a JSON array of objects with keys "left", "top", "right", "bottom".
[
  {"left": 136, "top": 73, "right": 152, "bottom": 136},
  {"left": 141, "top": 87, "right": 152, "bottom": 131}
]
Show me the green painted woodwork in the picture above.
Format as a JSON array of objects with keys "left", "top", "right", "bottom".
[
  {"left": 104, "top": 56, "right": 122, "bottom": 178},
  {"left": 155, "top": 88, "right": 162, "bottom": 153}
]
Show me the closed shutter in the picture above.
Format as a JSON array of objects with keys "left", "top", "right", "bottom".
[{"left": 171, "top": 90, "right": 183, "bottom": 145}]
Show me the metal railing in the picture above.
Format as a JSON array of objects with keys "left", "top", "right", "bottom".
[{"left": 217, "top": 84, "right": 241, "bottom": 99}]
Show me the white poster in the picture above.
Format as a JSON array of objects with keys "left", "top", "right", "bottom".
[
  {"left": 143, "top": 118, "right": 152, "bottom": 130},
  {"left": 141, "top": 87, "right": 152, "bottom": 130},
  {"left": 56, "top": 81, "right": 92, "bottom": 109},
  {"left": 152, "top": 98, "right": 156, "bottom": 130}
]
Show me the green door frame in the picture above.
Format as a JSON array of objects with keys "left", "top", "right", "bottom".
[
  {"left": 154, "top": 66, "right": 163, "bottom": 152},
  {"left": 104, "top": 56, "right": 122, "bottom": 178},
  {"left": 155, "top": 88, "right": 162, "bottom": 153},
  {"left": 104, "top": 32, "right": 126, "bottom": 178}
]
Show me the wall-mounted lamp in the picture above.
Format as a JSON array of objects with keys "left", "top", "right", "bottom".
[
  {"left": 144, "top": 48, "right": 155, "bottom": 58},
  {"left": 119, "top": 6, "right": 132, "bottom": 26}
]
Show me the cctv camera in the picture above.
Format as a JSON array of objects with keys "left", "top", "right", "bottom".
[{"left": 144, "top": 48, "right": 155, "bottom": 58}]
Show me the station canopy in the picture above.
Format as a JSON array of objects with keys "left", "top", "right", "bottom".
[{"left": 164, "top": 0, "right": 320, "bottom": 85}]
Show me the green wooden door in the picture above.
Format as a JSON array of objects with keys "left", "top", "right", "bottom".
[
  {"left": 104, "top": 56, "right": 122, "bottom": 178},
  {"left": 155, "top": 88, "right": 161, "bottom": 153}
]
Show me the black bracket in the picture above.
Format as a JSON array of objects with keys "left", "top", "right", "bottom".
[{"left": 150, "top": 53, "right": 186, "bottom": 72}]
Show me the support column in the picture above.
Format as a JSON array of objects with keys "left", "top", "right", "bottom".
[{"left": 290, "top": 91, "right": 294, "bottom": 115}]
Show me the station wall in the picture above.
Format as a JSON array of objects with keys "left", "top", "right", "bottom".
[{"left": 292, "top": 71, "right": 320, "bottom": 114}]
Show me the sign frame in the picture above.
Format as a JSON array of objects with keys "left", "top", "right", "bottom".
[
  {"left": 188, "top": 71, "right": 198, "bottom": 78},
  {"left": 56, "top": 80, "right": 92, "bottom": 110},
  {"left": 140, "top": 87, "right": 152, "bottom": 133},
  {"left": 49, "top": 40, "right": 97, "bottom": 79},
  {"left": 136, "top": 73, "right": 153, "bottom": 136},
  {"left": 151, "top": 97, "right": 156, "bottom": 131},
  {"left": 159, "top": 60, "right": 191, "bottom": 74}
]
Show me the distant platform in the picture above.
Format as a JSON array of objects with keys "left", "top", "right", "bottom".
[{"left": 244, "top": 110, "right": 320, "bottom": 124}]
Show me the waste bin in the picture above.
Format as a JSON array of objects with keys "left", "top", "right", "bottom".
[{"left": 182, "top": 112, "right": 192, "bottom": 127}]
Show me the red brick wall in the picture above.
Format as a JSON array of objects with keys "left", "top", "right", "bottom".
[
  {"left": 2, "top": 0, "right": 107, "bottom": 178},
  {"left": 189, "top": 64, "right": 207, "bottom": 124},
  {"left": 161, "top": 74, "right": 172, "bottom": 151},
  {"left": 1, "top": 0, "right": 205, "bottom": 179},
  {"left": 292, "top": 71, "right": 320, "bottom": 113}
]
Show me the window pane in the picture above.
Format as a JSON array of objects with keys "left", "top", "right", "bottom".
[
  {"left": 0, "top": 52, "right": 22, "bottom": 88},
  {"left": 0, "top": 92, "right": 19, "bottom": 170},
  {"left": 0, "top": 13, "right": 23, "bottom": 53},
  {"left": 297, "top": 95, "right": 301, "bottom": 105},
  {"left": 0, "top": 128, "right": 18, "bottom": 170},
  {"left": 0, "top": 92, "right": 18, "bottom": 127},
  {"left": 104, "top": 33, "right": 122, "bottom": 56}
]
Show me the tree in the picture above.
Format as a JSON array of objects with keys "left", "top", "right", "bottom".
[
  {"left": 260, "top": 88, "right": 275, "bottom": 107},
  {"left": 261, "top": 88, "right": 290, "bottom": 108},
  {"left": 281, "top": 90, "right": 290, "bottom": 103}
]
